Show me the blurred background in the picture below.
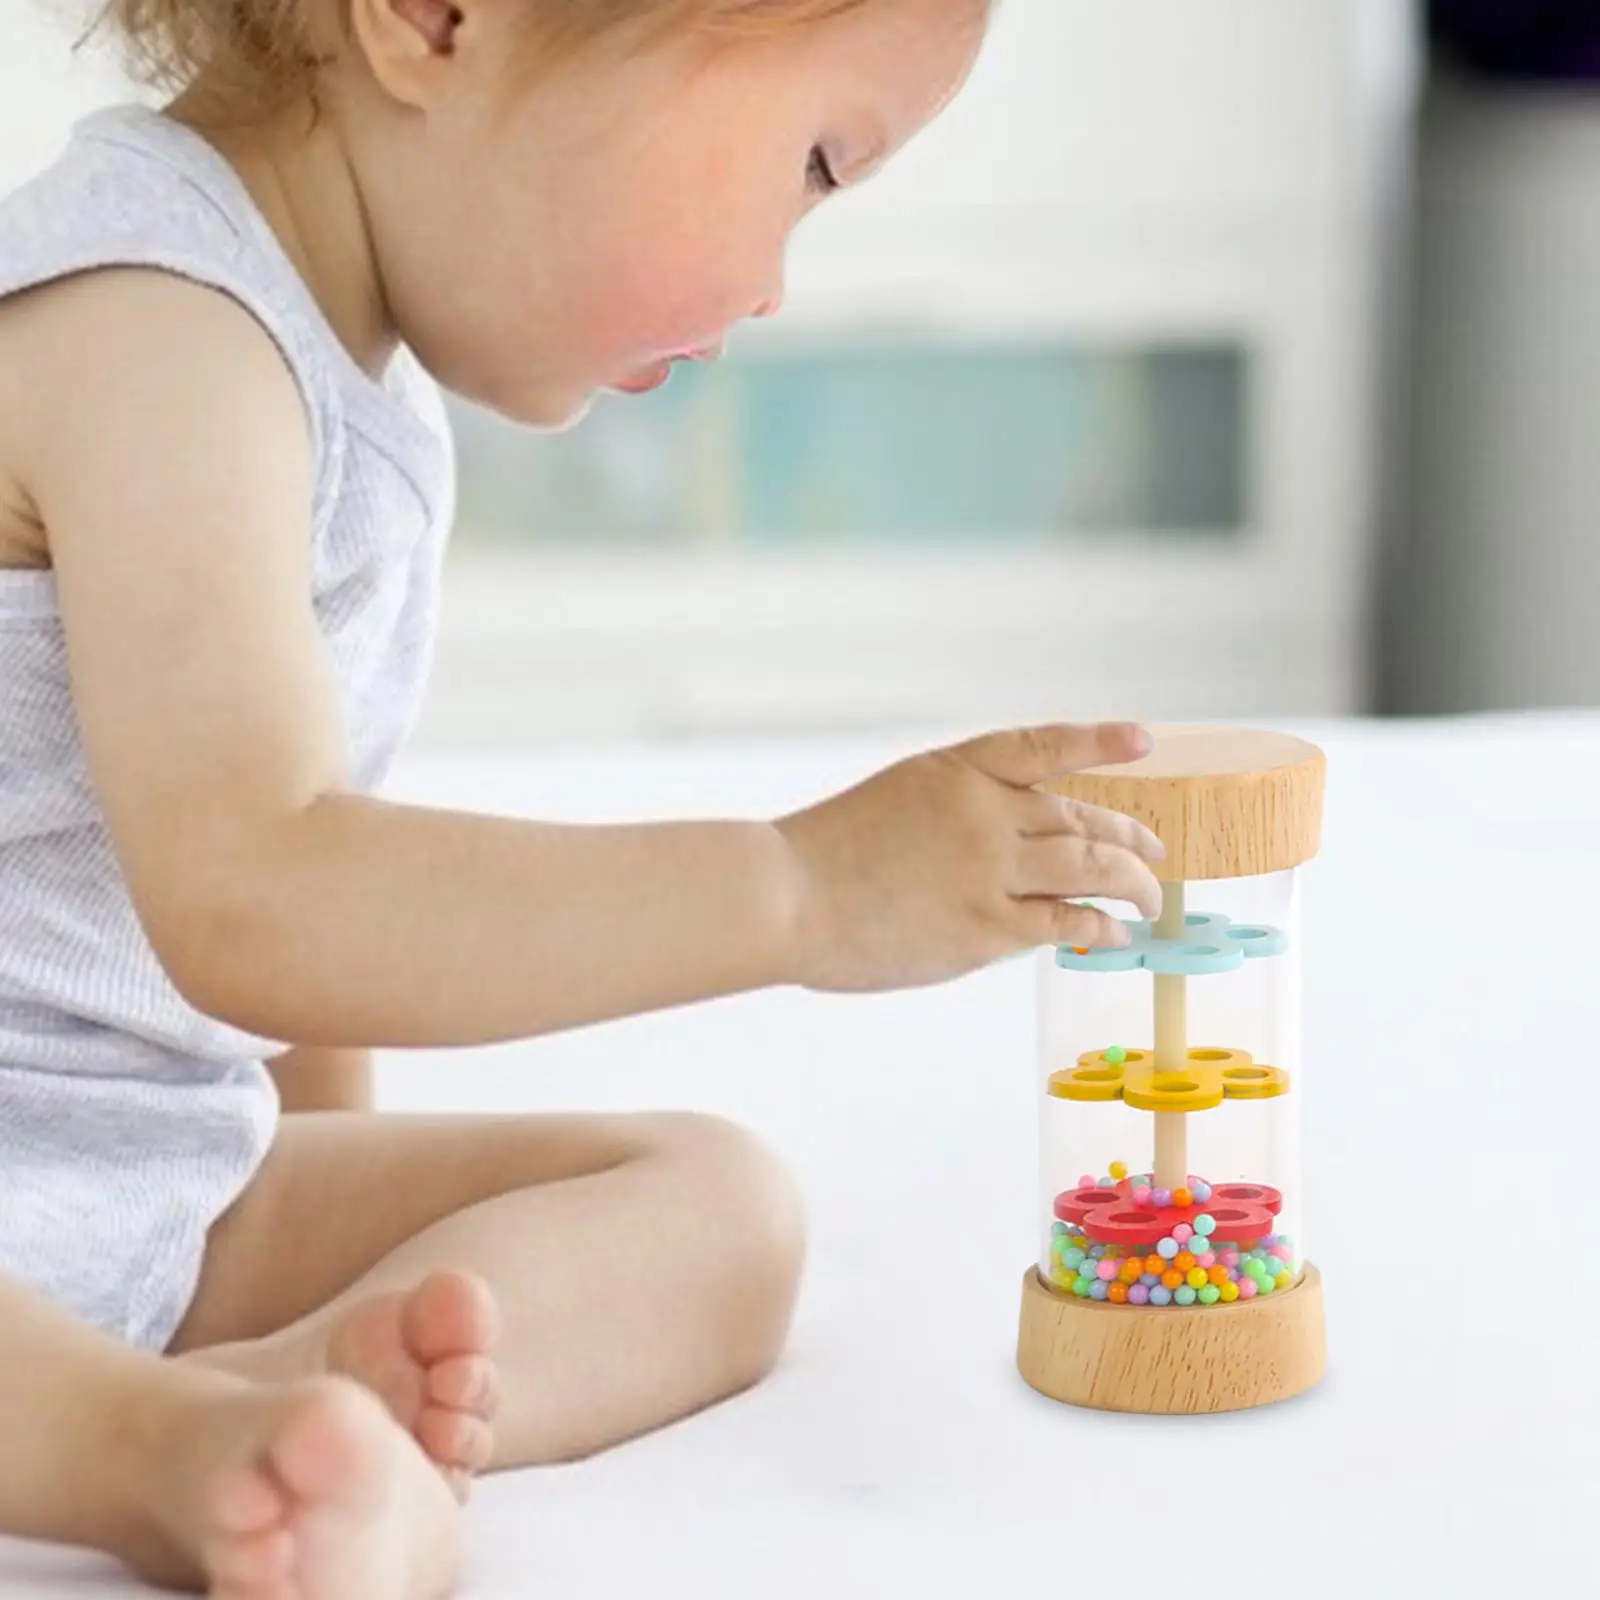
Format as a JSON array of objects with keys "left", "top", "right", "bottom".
[{"left": 3, "top": 1, "right": 1596, "bottom": 748}]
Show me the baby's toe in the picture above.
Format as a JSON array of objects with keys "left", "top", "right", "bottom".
[
  {"left": 401, "top": 1271, "right": 502, "bottom": 1365},
  {"left": 426, "top": 1352, "right": 500, "bottom": 1417},
  {"left": 416, "top": 1406, "right": 494, "bottom": 1473}
]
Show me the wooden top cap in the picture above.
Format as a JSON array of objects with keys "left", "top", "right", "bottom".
[{"left": 1045, "top": 726, "right": 1326, "bottom": 882}]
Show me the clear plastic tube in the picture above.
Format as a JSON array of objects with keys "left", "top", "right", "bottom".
[{"left": 1036, "top": 868, "right": 1303, "bottom": 1310}]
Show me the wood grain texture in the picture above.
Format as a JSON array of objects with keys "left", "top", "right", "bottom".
[
  {"left": 1047, "top": 726, "right": 1326, "bottom": 882},
  {"left": 1016, "top": 1262, "right": 1326, "bottom": 1414}
]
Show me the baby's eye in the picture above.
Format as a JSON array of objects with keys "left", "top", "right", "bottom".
[{"left": 807, "top": 145, "right": 839, "bottom": 195}]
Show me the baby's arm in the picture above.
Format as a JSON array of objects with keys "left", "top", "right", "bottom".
[
  {"left": 11, "top": 271, "right": 1162, "bottom": 1055},
  {"left": 13, "top": 269, "right": 797, "bottom": 1050}
]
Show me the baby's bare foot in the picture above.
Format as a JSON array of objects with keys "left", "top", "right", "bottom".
[
  {"left": 188, "top": 1271, "right": 502, "bottom": 1501},
  {"left": 322, "top": 1272, "right": 502, "bottom": 1501},
  {"left": 130, "top": 1373, "right": 461, "bottom": 1599}
]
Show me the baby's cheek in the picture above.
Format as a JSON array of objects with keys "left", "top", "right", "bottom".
[{"left": 567, "top": 251, "right": 720, "bottom": 361}]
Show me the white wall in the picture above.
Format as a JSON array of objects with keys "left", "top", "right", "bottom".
[{"left": 0, "top": 5, "right": 135, "bottom": 197}]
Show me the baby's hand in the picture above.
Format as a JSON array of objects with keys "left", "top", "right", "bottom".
[{"left": 774, "top": 723, "right": 1165, "bottom": 993}]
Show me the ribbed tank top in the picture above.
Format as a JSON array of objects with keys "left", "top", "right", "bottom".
[{"left": 0, "top": 105, "right": 456, "bottom": 1082}]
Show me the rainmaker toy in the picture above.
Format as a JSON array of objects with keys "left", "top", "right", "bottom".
[{"left": 1017, "top": 727, "right": 1328, "bottom": 1413}]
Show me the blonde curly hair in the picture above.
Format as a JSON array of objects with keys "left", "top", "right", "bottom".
[{"left": 96, "top": 0, "right": 875, "bottom": 122}]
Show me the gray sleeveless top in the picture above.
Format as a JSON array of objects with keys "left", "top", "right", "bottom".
[
  {"left": 0, "top": 105, "right": 455, "bottom": 1079},
  {"left": 0, "top": 106, "right": 455, "bottom": 1347}
]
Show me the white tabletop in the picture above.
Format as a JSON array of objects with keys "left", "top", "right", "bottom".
[{"left": 6, "top": 714, "right": 1597, "bottom": 1598}]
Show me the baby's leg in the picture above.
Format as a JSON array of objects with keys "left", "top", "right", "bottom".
[
  {"left": 170, "top": 1111, "right": 806, "bottom": 1467},
  {"left": 0, "top": 1271, "right": 461, "bottom": 1597}
]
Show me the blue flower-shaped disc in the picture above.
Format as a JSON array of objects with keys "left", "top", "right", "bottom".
[{"left": 1055, "top": 911, "right": 1288, "bottom": 976}]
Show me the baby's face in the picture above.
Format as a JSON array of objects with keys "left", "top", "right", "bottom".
[{"left": 358, "top": 0, "right": 988, "bottom": 427}]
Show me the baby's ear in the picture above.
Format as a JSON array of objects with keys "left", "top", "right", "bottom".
[{"left": 348, "top": 0, "right": 467, "bottom": 107}]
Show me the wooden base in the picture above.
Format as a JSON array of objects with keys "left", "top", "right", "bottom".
[{"left": 1017, "top": 1261, "right": 1326, "bottom": 1414}]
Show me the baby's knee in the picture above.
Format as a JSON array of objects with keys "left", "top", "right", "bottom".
[
  {"left": 660, "top": 1113, "right": 805, "bottom": 1266},
  {"left": 652, "top": 1112, "right": 807, "bottom": 1361}
]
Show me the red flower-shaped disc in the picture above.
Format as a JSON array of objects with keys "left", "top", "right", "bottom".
[{"left": 1053, "top": 1179, "right": 1281, "bottom": 1248}]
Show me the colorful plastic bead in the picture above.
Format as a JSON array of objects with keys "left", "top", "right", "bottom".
[
  {"left": 1054, "top": 1168, "right": 1292, "bottom": 1308},
  {"left": 1149, "top": 1286, "right": 1173, "bottom": 1306},
  {"left": 1105, "top": 1046, "right": 1127, "bottom": 1066},
  {"left": 1078, "top": 1174, "right": 1096, "bottom": 1190},
  {"left": 1198, "top": 1285, "right": 1221, "bottom": 1305}
]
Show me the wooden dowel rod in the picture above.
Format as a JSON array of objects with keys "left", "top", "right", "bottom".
[{"left": 1153, "top": 881, "right": 1188, "bottom": 1190}]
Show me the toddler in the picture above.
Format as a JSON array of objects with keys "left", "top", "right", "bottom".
[{"left": 0, "top": 0, "right": 1165, "bottom": 1593}]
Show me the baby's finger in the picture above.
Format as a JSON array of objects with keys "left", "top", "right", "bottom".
[
  {"left": 1016, "top": 791, "right": 1165, "bottom": 864},
  {"left": 1014, "top": 898, "right": 1131, "bottom": 952},
  {"left": 1012, "top": 835, "right": 1164, "bottom": 922},
  {"left": 957, "top": 721, "right": 1152, "bottom": 789}
]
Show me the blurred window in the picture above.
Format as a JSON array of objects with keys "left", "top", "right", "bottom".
[{"left": 450, "top": 338, "right": 1249, "bottom": 550}]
